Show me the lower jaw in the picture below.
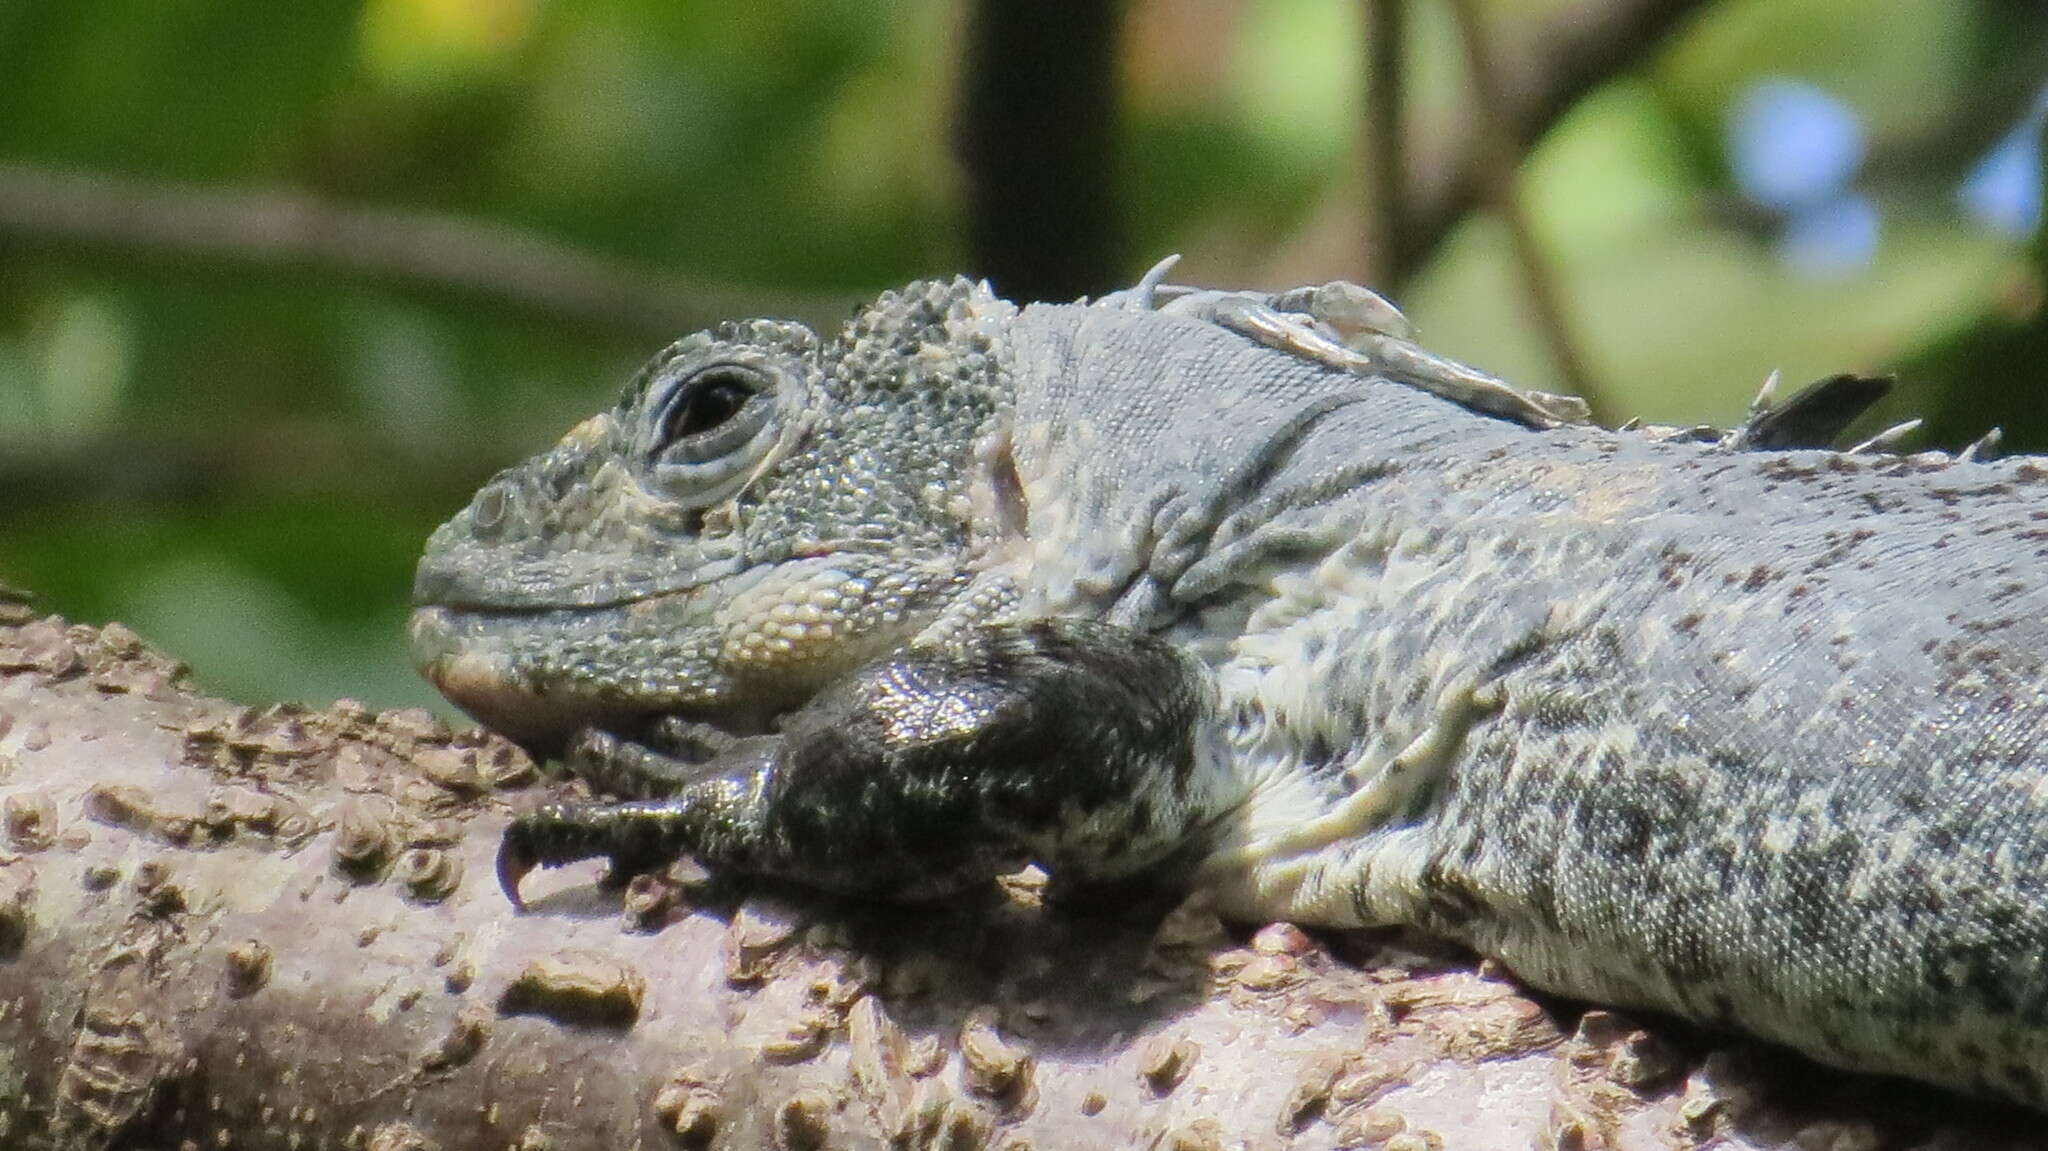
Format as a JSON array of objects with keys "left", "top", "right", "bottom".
[
  {"left": 416, "top": 652, "right": 655, "bottom": 750},
  {"left": 406, "top": 605, "right": 658, "bottom": 747},
  {"left": 407, "top": 606, "right": 803, "bottom": 755}
]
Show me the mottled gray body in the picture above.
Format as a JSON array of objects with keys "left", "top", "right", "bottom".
[
  {"left": 413, "top": 277, "right": 2048, "bottom": 1108},
  {"left": 998, "top": 300, "right": 2048, "bottom": 1101}
]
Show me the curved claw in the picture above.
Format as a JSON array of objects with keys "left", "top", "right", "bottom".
[
  {"left": 497, "top": 823, "right": 537, "bottom": 911},
  {"left": 1099, "top": 254, "right": 1184, "bottom": 311},
  {"left": 496, "top": 799, "right": 700, "bottom": 912},
  {"left": 1129, "top": 253, "right": 1182, "bottom": 309}
]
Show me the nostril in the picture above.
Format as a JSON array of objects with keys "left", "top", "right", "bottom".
[{"left": 473, "top": 483, "right": 510, "bottom": 536}]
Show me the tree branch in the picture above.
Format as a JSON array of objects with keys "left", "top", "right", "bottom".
[
  {"left": 0, "top": 163, "right": 849, "bottom": 340},
  {"left": 1361, "top": 0, "right": 1409, "bottom": 291},
  {"left": 1446, "top": 0, "right": 1614, "bottom": 424},
  {"left": 955, "top": 0, "right": 1127, "bottom": 301},
  {"left": 0, "top": 0, "right": 1710, "bottom": 332},
  {"left": 1394, "top": 0, "right": 1718, "bottom": 289},
  {"left": 1, "top": 606, "right": 2038, "bottom": 1147}
]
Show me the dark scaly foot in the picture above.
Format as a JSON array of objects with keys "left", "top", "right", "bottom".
[
  {"left": 498, "top": 798, "right": 701, "bottom": 910},
  {"left": 562, "top": 724, "right": 781, "bottom": 800},
  {"left": 499, "top": 620, "right": 1231, "bottom": 909}
]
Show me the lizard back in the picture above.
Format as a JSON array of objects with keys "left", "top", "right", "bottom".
[{"left": 997, "top": 299, "right": 2048, "bottom": 1104}]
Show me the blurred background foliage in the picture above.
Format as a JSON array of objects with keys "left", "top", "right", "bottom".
[{"left": 1, "top": 0, "right": 2044, "bottom": 715}]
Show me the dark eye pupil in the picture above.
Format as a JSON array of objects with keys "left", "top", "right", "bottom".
[{"left": 669, "top": 377, "right": 750, "bottom": 440}]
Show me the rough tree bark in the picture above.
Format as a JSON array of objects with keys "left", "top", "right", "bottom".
[{"left": 0, "top": 600, "right": 2039, "bottom": 1150}]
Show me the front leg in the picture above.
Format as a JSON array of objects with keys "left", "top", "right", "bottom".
[
  {"left": 560, "top": 718, "right": 779, "bottom": 800},
  {"left": 498, "top": 619, "right": 1235, "bottom": 907}
]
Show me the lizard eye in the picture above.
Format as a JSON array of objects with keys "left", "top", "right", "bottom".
[
  {"left": 644, "top": 361, "right": 788, "bottom": 508},
  {"left": 661, "top": 370, "right": 755, "bottom": 444},
  {"left": 657, "top": 367, "right": 765, "bottom": 456}
]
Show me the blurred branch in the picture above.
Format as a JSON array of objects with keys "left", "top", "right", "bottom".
[
  {"left": 1860, "top": 3, "right": 2048, "bottom": 195},
  {"left": 1360, "top": 0, "right": 1407, "bottom": 290},
  {"left": 0, "top": 163, "right": 850, "bottom": 340},
  {"left": 1445, "top": 0, "right": 1612, "bottom": 424},
  {"left": 956, "top": 0, "right": 1125, "bottom": 302},
  {"left": 1394, "top": 0, "right": 1716, "bottom": 291},
  {"left": 0, "top": 420, "right": 508, "bottom": 511}
]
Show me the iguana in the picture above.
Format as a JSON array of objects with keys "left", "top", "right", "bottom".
[{"left": 410, "top": 260, "right": 2048, "bottom": 1110}]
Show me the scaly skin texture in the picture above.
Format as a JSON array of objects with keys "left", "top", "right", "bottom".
[{"left": 412, "top": 273, "right": 2048, "bottom": 1110}]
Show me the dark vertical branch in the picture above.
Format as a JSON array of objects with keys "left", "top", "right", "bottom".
[
  {"left": 1446, "top": 0, "right": 1615, "bottom": 424},
  {"left": 1361, "top": 0, "right": 1408, "bottom": 294},
  {"left": 955, "top": 0, "right": 1127, "bottom": 303}
]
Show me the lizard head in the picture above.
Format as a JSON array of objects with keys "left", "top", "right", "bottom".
[{"left": 409, "top": 278, "right": 1017, "bottom": 746}]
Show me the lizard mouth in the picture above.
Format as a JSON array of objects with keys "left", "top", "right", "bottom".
[
  {"left": 406, "top": 558, "right": 795, "bottom": 747},
  {"left": 409, "top": 605, "right": 650, "bottom": 748},
  {"left": 408, "top": 602, "right": 792, "bottom": 751},
  {"left": 410, "top": 552, "right": 967, "bottom": 751}
]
